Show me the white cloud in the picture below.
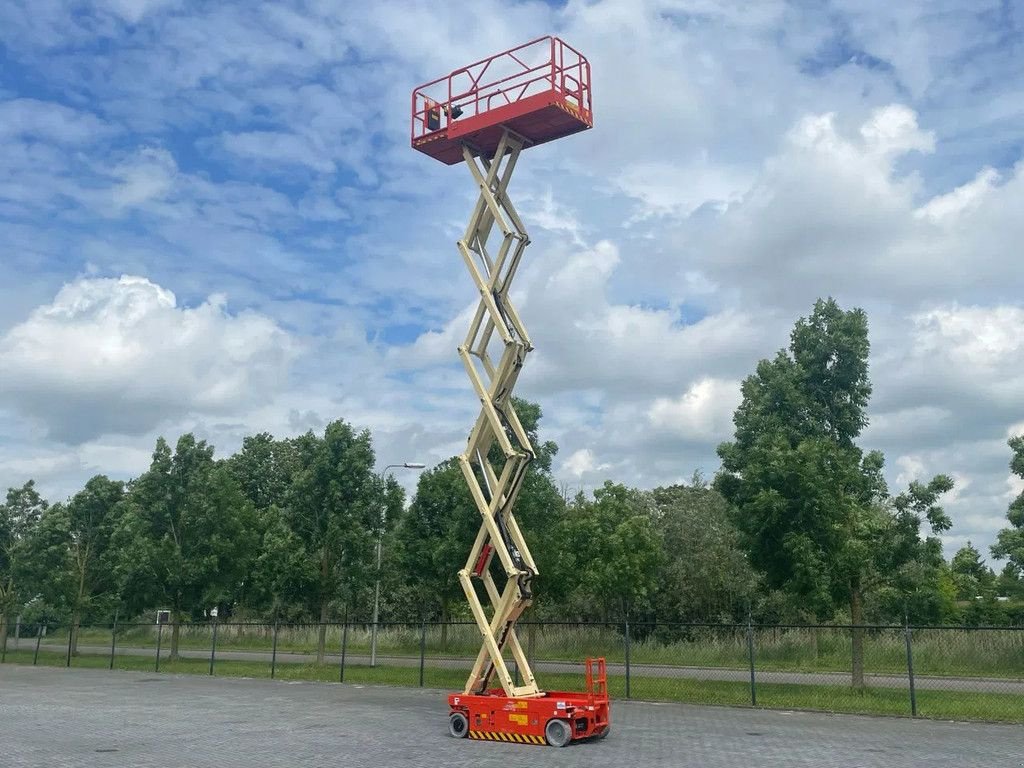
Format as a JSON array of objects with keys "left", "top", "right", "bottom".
[
  {"left": 562, "top": 448, "right": 611, "bottom": 479},
  {"left": 689, "top": 104, "right": 1024, "bottom": 316},
  {"left": 615, "top": 154, "right": 753, "bottom": 220},
  {"left": 109, "top": 147, "right": 177, "bottom": 210},
  {"left": 0, "top": 275, "right": 297, "bottom": 442},
  {"left": 1008, "top": 473, "right": 1024, "bottom": 502},
  {"left": 905, "top": 305, "right": 1024, "bottom": 409},
  {"left": 0, "top": 451, "right": 82, "bottom": 482},
  {"left": 916, "top": 167, "right": 1001, "bottom": 222},
  {"left": 858, "top": 103, "right": 935, "bottom": 157},
  {"left": 647, "top": 378, "right": 741, "bottom": 442},
  {"left": 893, "top": 454, "right": 927, "bottom": 489},
  {"left": 98, "top": 0, "right": 181, "bottom": 24},
  {"left": 518, "top": 187, "right": 586, "bottom": 246},
  {"left": 864, "top": 406, "right": 953, "bottom": 446},
  {"left": 913, "top": 306, "right": 1024, "bottom": 367},
  {"left": 863, "top": 303, "right": 1024, "bottom": 548},
  {"left": 218, "top": 131, "right": 337, "bottom": 174},
  {"left": 0, "top": 98, "right": 110, "bottom": 145}
]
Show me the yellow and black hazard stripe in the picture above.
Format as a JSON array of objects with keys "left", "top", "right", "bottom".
[
  {"left": 554, "top": 101, "right": 592, "bottom": 126},
  {"left": 468, "top": 730, "right": 546, "bottom": 745},
  {"left": 557, "top": 101, "right": 581, "bottom": 118}
]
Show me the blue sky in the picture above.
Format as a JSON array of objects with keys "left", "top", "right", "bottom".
[{"left": 1, "top": 0, "right": 1023, "bottom": 562}]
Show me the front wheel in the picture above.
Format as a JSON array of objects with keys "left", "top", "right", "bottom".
[
  {"left": 544, "top": 718, "right": 572, "bottom": 748},
  {"left": 448, "top": 711, "right": 469, "bottom": 739}
]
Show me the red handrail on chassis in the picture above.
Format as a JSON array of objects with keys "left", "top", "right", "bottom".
[{"left": 411, "top": 36, "right": 593, "bottom": 164}]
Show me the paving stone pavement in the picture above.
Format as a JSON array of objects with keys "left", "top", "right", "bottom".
[{"left": 1, "top": 665, "right": 1021, "bottom": 767}]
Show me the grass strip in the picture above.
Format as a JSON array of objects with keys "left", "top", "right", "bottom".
[
  {"left": 3, "top": 650, "right": 1020, "bottom": 724},
  {"left": 50, "top": 624, "right": 1024, "bottom": 680}
]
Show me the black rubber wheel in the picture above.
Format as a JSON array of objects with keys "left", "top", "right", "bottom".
[
  {"left": 597, "top": 725, "right": 611, "bottom": 740},
  {"left": 544, "top": 718, "right": 572, "bottom": 747},
  {"left": 448, "top": 712, "right": 469, "bottom": 739}
]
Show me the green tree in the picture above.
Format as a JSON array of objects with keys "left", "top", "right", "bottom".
[
  {"left": 20, "top": 476, "right": 125, "bottom": 653},
  {"left": 995, "top": 562, "right": 1023, "bottom": 600},
  {"left": 283, "top": 420, "right": 395, "bottom": 661},
  {"left": 227, "top": 432, "right": 296, "bottom": 513},
  {"left": 553, "top": 482, "right": 661, "bottom": 621},
  {"left": 715, "top": 298, "right": 953, "bottom": 687},
  {"left": 0, "top": 481, "right": 47, "bottom": 652},
  {"left": 950, "top": 542, "right": 996, "bottom": 601},
  {"left": 992, "top": 435, "right": 1024, "bottom": 571},
  {"left": 226, "top": 433, "right": 298, "bottom": 616},
  {"left": 869, "top": 477, "right": 957, "bottom": 624},
  {"left": 393, "top": 457, "right": 476, "bottom": 628},
  {"left": 650, "top": 478, "right": 758, "bottom": 623},
  {"left": 249, "top": 504, "right": 306, "bottom": 621},
  {"left": 18, "top": 502, "right": 71, "bottom": 619},
  {"left": 113, "top": 435, "right": 256, "bottom": 658}
]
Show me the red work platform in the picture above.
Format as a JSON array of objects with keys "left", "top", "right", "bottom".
[
  {"left": 411, "top": 36, "right": 593, "bottom": 165},
  {"left": 447, "top": 658, "right": 610, "bottom": 747}
]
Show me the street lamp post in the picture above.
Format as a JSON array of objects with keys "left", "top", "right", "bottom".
[{"left": 370, "top": 461, "right": 425, "bottom": 667}]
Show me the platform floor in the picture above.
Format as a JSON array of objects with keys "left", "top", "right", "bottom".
[{"left": 0, "top": 665, "right": 1018, "bottom": 767}]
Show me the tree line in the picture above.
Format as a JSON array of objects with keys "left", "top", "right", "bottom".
[{"left": 2, "top": 299, "right": 1023, "bottom": 672}]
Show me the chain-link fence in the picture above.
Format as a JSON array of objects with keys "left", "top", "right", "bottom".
[{"left": 2, "top": 619, "right": 1021, "bottom": 723}]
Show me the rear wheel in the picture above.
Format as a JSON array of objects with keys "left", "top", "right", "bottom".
[
  {"left": 448, "top": 712, "right": 469, "bottom": 739},
  {"left": 544, "top": 718, "right": 572, "bottom": 747}
]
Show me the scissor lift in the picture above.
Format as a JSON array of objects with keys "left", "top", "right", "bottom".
[{"left": 411, "top": 37, "right": 608, "bottom": 747}]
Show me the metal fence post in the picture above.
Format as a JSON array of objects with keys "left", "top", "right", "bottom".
[
  {"left": 66, "top": 624, "right": 73, "bottom": 668},
  {"left": 109, "top": 613, "right": 118, "bottom": 670},
  {"left": 746, "top": 612, "right": 757, "bottom": 707},
  {"left": 271, "top": 621, "right": 279, "bottom": 679},
  {"left": 419, "top": 621, "right": 427, "bottom": 687},
  {"left": 624, "top": 619, "right": 631, "bottom": 700},
  {"left": 155, "top": 622, "right": 163, "bottom": 672},
  {"left": 209, "top": 620, "right": 218, "bottom": 676},
  {"left": 339, "top": 615, "right": 349, "bottom": 683},
  {"left": 904, "top": 617, "right": 917, "bottom": 717},
  {"left": 33, "top": 628, "right": 42, "bottom": 665},
  {"left": 319, "top": 621, "right": 327, "bottom": 669}
]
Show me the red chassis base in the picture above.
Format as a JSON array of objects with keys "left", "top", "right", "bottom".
[{"left": 447, "top": 658, "right": 610, "bottom": 747}]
